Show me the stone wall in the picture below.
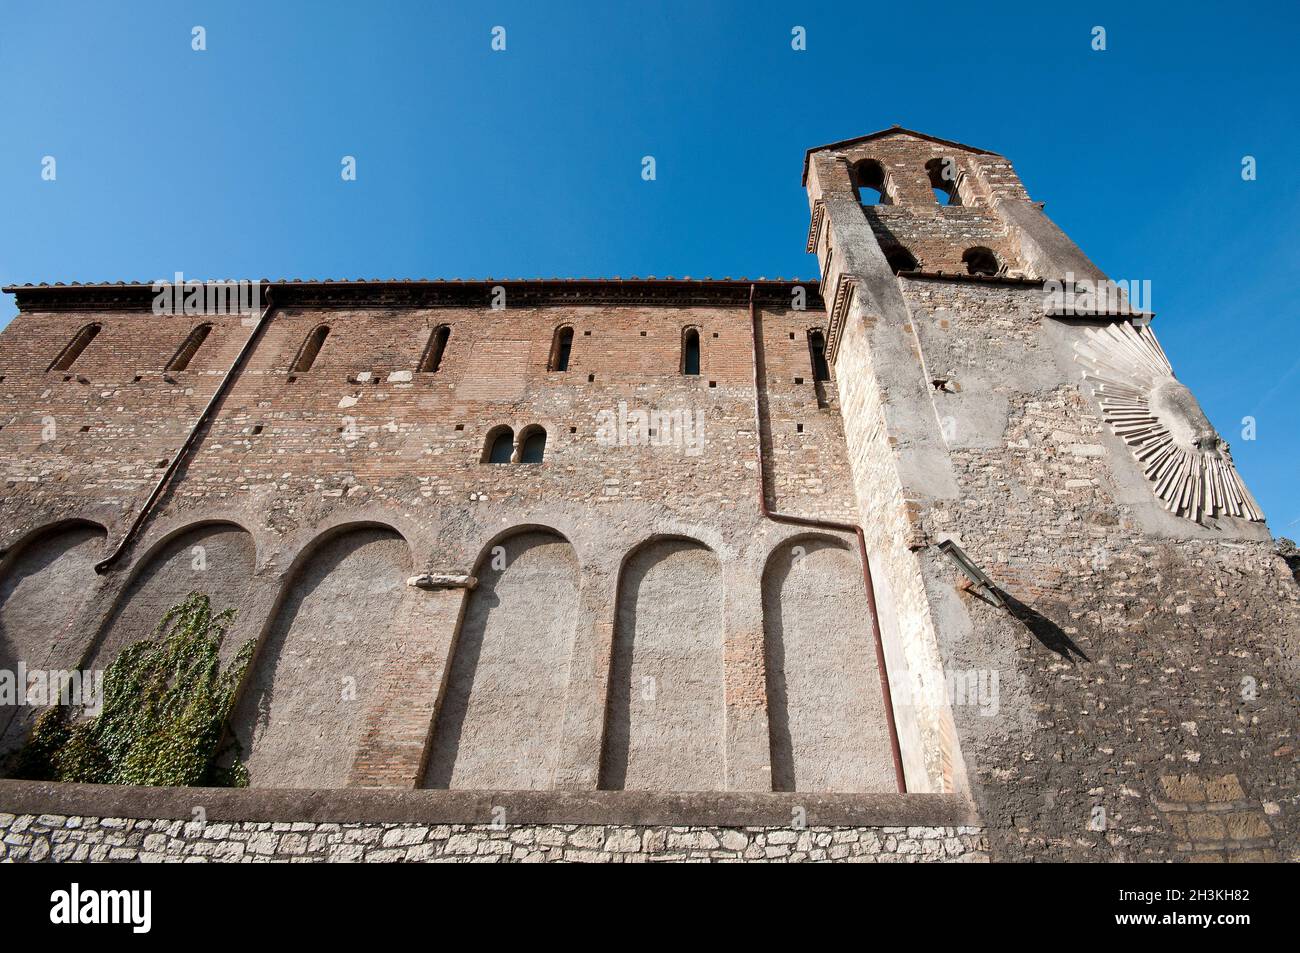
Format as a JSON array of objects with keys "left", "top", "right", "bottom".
[
  {"left": 0, "top": 813, "right": 986, "bottom": 863},
  {"left": 0, "top": 781, "right": 985, "bottom": 863},
  {"left": 0, "top": 281, "right": 904, "bottom": 796}
]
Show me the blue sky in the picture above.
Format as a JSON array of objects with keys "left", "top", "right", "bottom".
[{"left": 1, "top": 1, "right": 1296, "bottom": 531}]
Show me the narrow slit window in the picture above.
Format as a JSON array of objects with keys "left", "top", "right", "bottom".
[
  {"left": 520, "top": 427, "right": 547, "bottom": 464},
  {"left": 485, "top": 426, "right": 514, "bottom": 464},
  {"left": 549, "top": 326, "right": 574, "bottom": 372},
  {"left": 682, "top": 328, "right": 701, "bottom": 376},
  {"left": 808, "top": 330, "right": 831, "bottom": 382},
  {"left": 165, "top": 323, "right": 213, "bottom": 372},
  {"left": 419, "top": 325, "right": 451, "bottom": 373},
  {"left": 48, "top": 323, "right": 101, "bottom": 372},
  {"left": 291, "top": 326, "right": 330, "bottom": 373}
]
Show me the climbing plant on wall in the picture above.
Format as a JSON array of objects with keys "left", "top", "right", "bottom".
[{"left": 14, "top": 592, "right": 255, "bottom": 787}]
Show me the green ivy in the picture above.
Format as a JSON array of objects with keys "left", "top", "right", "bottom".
[{"left": 14, "top": 592, "right": 255, "bottom": 787}]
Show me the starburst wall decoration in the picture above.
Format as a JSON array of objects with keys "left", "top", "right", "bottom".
[{"left": 1073, "top": 321, "right": 1263, "bottom": 524}]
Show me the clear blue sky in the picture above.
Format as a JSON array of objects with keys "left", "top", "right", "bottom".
[{"left": 1, "top": 1, "right": 1296, "bottom": 532}]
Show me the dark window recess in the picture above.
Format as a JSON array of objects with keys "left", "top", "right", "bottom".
[
  {"left": 926, "top": 157, "right": 962, "bottom": 207},
  {"left": 796, "top": 423, "right": 804, "bottom": 433},
  {"left": 486, "top": 427, "right": 514, "bottom": 464},
  {"left": 455, "top": 424, "right": 465, "bottom": 431},
  {"left": 963, "top": 247, "right": 1001, "bottom": 277},
  {"left": 49, "top": 324, "right": 101, "bottom": 372},
  {"left": 419, "top": 326, "right": 451, "bottom": 372},
  {"left": 682, "top": 328, "right": 701, "bottom": 375},
  {"left": 166, "top": 323, "right": 213, "bottom": 372},
  {"left": 883, "top": 246, "right": 918, "bottom": 275},
  {"left": 808, "top": 330, "right": 831, "bottom": 382},
  {"left": 520, "top": 428, "right": 546, "bottom": 463},
  {"left": 291, "top": 326, "right": 330, "bottom": 373},
  {"left": 854, "top": 159, "right": 889, "bottom": 206},
  {"left": 250, "top": 425, "right": 264, "bottom": 435},
  {"left": 587, "top": 374, "right": 595, "bottom": 383},
  {"left": 549, "top": 326, "right": 574, "bottom": 372}
]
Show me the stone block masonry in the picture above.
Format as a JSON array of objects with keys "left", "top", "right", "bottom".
[
  {"left": 0, "top": 814, "right": 986, "bottom": 863},
  {"left": 0, "top": 782, "right": 986, "bottom": 863}
]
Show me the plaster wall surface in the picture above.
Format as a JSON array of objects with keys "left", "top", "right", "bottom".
[
  {"left": 602, "top": 538, "right": 725, "bottom": 791},
  {"left": 231, "top": 527, "right": 412, "bottom": 788},
  {"left": 424, "top": 529, "right": 579, "bottom": 790},
  {"left": 763, "top": 536, "right": 894, "bottom": 792},
  {"left": 0, "top": 524, "right": 106, "bottom": 755}
]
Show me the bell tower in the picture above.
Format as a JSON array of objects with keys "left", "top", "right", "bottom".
[{"left": 800, "top": 127, "right": 1290, "bottom": 863}]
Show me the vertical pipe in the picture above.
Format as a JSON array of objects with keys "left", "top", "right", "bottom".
[{"left": 747, "top": 283, "right": 907, "bottom": 793}]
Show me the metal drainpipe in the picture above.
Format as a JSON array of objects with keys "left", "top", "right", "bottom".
[
  {"left": 747, "top": 283, "right": 907, "bottom": 794},
  {"left": 94, "top": 287, "right": 276, "bottom": 574}
]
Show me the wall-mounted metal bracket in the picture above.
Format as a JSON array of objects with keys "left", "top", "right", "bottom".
[{"left": 936, "top": 539, "right": 1004, "bottom": 608}]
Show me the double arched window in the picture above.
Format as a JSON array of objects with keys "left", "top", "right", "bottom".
[{"left": 483, "top": 425, "right": 547, "bottom": 464}]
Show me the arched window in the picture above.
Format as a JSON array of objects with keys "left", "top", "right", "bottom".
[
  {"left": 807, "top": 330, "right": 831, "bottom": 382},
  {"left": 519, "top": 426, "right": 547, "bottom": 464},
  {"left": 484, "top": 426, "right": 514, "bottom": 464},
  {"left": 963, "top": 247, "right": 1001, "bottom": 277},
  {"left": 165, "top": 323, "right": 213, "bottom": 372},
  {"left": 48, "top": 323, "right": 101, "bottom": 372},
  {"left": 418, "top": 325, "right": 451, "bottom": 373},
  {"left": 681, "top": 327, "right": 701, "bottom": 376},
  {"left": 854, "top": 159, "right": 890, "bottom": 206},
  {"left": 548, "top": 326, "right": 574, "bottom": 372},
  {"left": 291, "top": 325, "right": 330, "bottom": 373},
  {"left": 926, "top": 157, "right": 962, "bottom": 206},
  {"left": 883, "top": 245, "right": 919, "bottom": 275}
]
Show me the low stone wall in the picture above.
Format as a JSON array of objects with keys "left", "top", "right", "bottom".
[
  {"left": 0, "top": 780, "right": 985, "bottom": 863},
  {"left": 0, "top": 814, "right": 986, "bottom": 863}
]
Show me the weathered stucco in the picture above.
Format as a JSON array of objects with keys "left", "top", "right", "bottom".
[
  {"left": 425, "top": 529, "right": 579, "bottom": 790},
  {"left": 601, "top": 538, "right": 725, "bottom": 791}
]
